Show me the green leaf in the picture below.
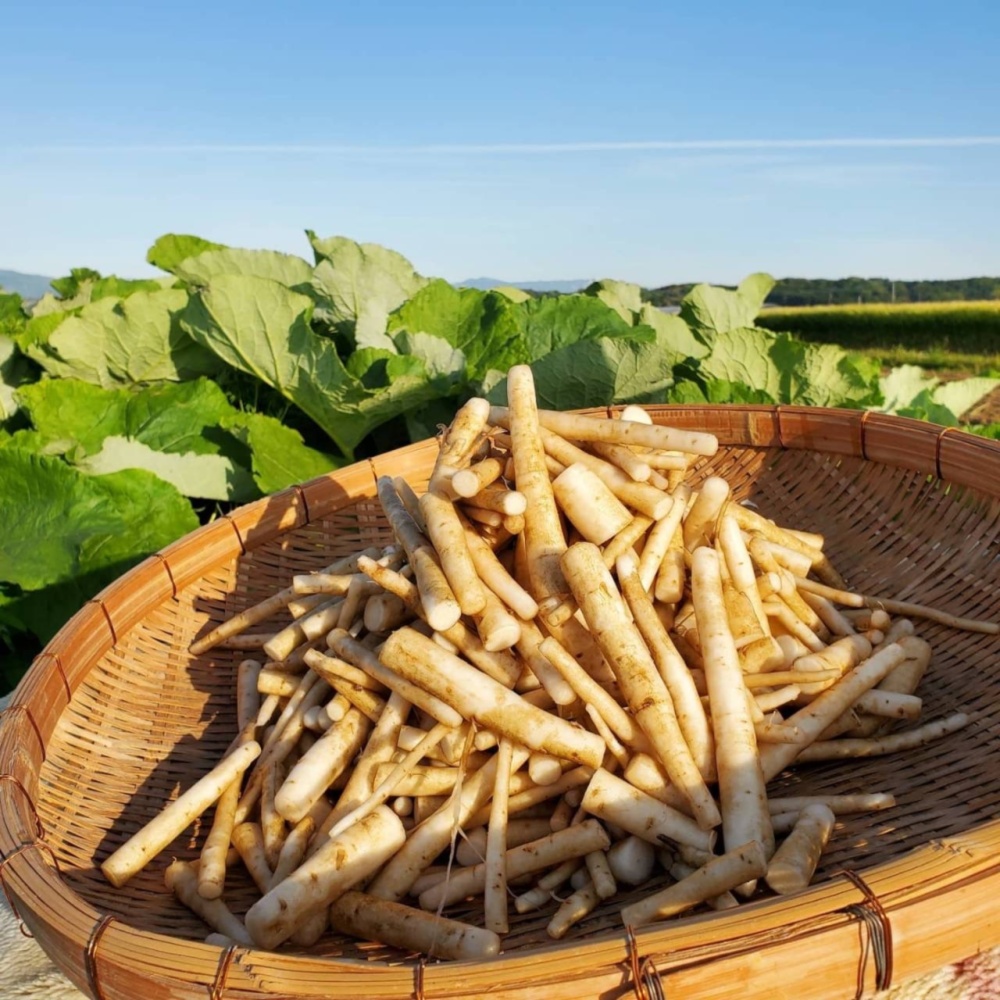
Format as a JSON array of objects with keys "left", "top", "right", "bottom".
[
  {"left": 0, "top": 449, "right": 197, "bottom": 594},
  {"left": 969, "top": 423, "right": 1000, "bottom": 441},
  {"left": 31, "top": 286, "right": 94, "bottom": 317},
  {"left": 50, "top": 267, "right": 101, "bottom": 300},
  {"left": 0, "top": 451, "right": 198, "bottom": 643},
  {"left": 668, "top": 378, "right": 776, "bottom": 405},
  {"left": 895, "top": 389, "right": 960, "bottom": 426},
  {"left": 486, "top": 334, "right": 677, "bottom": 410},
  {"left": 17, "top": 379, "right": 129, "bottom": 455},
  {"left": 769, "top": 334, "right": 881, "bottom": 408},
  {"left": 175, "top": 248, "right": 314, "bottom": 292},
  {"left": 119, "top": 378, "right": 238, "bottom": 454},
  {"left": 0, "top": 293, "right": 27, "bottom": 339},
  {"left": 0, "top": 337, "right": 36, "bottom": 424},
  {"left": 584, "top": 279, "right": 643, "bottom": 323},
  {"left": 147, "top": 233, "right": 227, "bottom": 273},
  {"left": 637, "top": 304, "right": 711, "bottom": 360},
  {"left": 89, "top": 275, "right": 173, "bottom": 301},
  {"left": 878, "top": 365, "right": 936, "bottom": 412},
  {"left": 665, "top": 380, "right": 711, "bottom": 405},
  {"left": 223, "top": 411, "right": 341, "bottom": 495},
  {"left": 181, "top": 274, "right": 439, "bottom": 457},
  {"left": 491, "top": 286, "right": 532, "bottom": 304},
  {"left": 308, "top": 233, "right": 430, "bottom": 351},
  {"left": 18, "top": 378, "right": 259, "bottom": 500},
  {"left": 0, "top": 429, "right": 61, "bottom": 455},
  {"left": 739, "top": 273, "right": 780, "bottom": 311},
  {"left": 518, "top": 295, "right": 636, "bottom": 360},
  {"left": 389, "top": 281, "right": 525, "bottom": 381},
  {"left": 931, "top": 377, "right": 1000, "bottom": 421},
  {"left": 392, "top": 331, "right": 468, "bottom": 381},
  {"left": 15, "top": 311, "right": 67, "bottom": 354},
  {"left": 881, "top": 371, "right": 1000, "bottom": 425},
  {"left": 29, "top": 289, "right": 222, "bottom": 386},
  {"left": 690, "top": 327, "right": 881, "bottom": 408},
  {"left": 680, "top": 273, "right": 776, "bottom": 339},
  {"left": 78, "top": 436, "right": 256, "bottom": 502}
]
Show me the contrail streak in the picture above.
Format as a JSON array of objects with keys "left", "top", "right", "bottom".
[{"left": 9, "top": 137, "right": 1000, "bottom": 155}]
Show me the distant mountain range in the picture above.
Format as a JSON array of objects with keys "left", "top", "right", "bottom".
[
  {"left": 0, "top": 269, "right": 54, "bottom": 300},
  {"left": 460, "top": 277, "right": 592, "bottom": 294},
  {"left": 3, "top": 268, "right": 593, "bottom": 301}
]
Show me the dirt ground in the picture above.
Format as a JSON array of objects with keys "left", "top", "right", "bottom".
[{"left": 965, "top": 384, "right": 1000, "bottom": 425}]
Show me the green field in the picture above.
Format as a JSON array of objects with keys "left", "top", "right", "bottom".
[{"left": 757, "top": 300, "right": 1000, "bottom": 374}]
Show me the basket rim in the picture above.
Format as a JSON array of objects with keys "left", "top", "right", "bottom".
[{"left": 4, "top": 403, "right": 1000, "bottom": 999}]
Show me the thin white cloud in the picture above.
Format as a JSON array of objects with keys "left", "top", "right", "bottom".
[{"left": 8, "top": 136, "right": 1000, "bottom": 154}]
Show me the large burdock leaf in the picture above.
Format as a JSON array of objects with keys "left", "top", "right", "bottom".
[
  {"left": 692, "top": 327, "right": 784, "bottom": 402},
  {"left": 26, "top": 289, "right": 222, "bottom": 386},
  {"left": 684, "top": 327, "right": 880, "bottom": 408},
  {"left": 17, "top": 379, "right": 129, "bottom": 455},
  {"left": 18, "top": 378, "right": 258, "bottom": 501},
  {"left": 174, "top": 248, "right": 314, "bottom": 292},
  {"left": 0, "top": 449, "right": 197, "bottom": 593},
  {"left": 680, "top": 273, "right": 775, "bottom": 340},
  {"left": 932, "top": 377, "right": 1000, "bottom": 421},
  {"left": 222, "top": 411, "right": 341, "bottom": 495},
  {"left": 485, "top": 333, "right": 678, "bottom": 410},
  {"left": 0, "top": 449, "right": 198, "bottom": 642},
  {"left": 636, "top": 303, "right": 711, "bottom": 360},
  {"left": 147, "top": 233, "right": 227, "bottom": 273},
  {"left": 584, "top": 279, "right": 644, "bottom": 323},
  {"left": 389, "top": 280, "right": 525, "bottom": 381},
  {"left": 78, "top": 436, "right": 256, "bottom": 502},
  {"left": 518, "top": 295, "right": 638, "bottom": 359},
  {"left": 0, "top": 336, "right": 35, "bottom": 423},
  {"left": 181, "top": 274, "right": 438, "bottom": 457},
  {"left": 879, "top": 365, "right": 936, "bottom": 413},
  {"left": 308, "top": 233, "right": 430, "bottom": 350},
  {"left": 877, "top": 365, "right": 1000, "bottom": 424}
]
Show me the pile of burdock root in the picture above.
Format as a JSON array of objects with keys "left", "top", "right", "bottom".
[{"left": 100, "top": 364, "right": 983, "bottom": 960}]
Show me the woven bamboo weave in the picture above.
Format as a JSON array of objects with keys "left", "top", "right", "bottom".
[{"left": 2, "top": 405, "right": 1000, "bottom": 1000}]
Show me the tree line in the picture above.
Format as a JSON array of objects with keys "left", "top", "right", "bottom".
[{"left": 643, "top": 276, "right": 1000, "bottom": 309}]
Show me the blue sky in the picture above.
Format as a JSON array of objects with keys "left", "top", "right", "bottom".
[{"left": 2, "top": 0, "right": 999, "bottom": 286}]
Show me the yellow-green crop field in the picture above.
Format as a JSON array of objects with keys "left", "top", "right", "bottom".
[{"left": 757, "top": 300, "right": 1000, "bottom": 371}]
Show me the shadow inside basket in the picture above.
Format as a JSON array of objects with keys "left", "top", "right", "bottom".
[{"left": 30, "top": 441, "right": 1000, "bottom": 959}]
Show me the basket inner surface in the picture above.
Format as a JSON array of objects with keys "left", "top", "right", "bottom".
[{"left": 32, "top": 442, "right": 1000, "bottom": 960}]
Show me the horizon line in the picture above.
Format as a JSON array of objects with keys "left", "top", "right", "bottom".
[{"left": 9, "top": 136, "right": 1000, "bottom": 154}]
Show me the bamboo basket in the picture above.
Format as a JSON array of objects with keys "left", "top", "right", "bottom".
[{"left": 3, "top": 404, "right": 1000, "bottom": 1000}]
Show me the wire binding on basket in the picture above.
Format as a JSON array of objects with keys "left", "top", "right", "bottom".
[
  {"left": 935, "top": 426, "right": 961, "bottom": 482},
  {"left": 0, "top": 703, "right": 46, "bottom": 763},
  {"left": 87, "top": 598, "right": 118, "bottom": 647},
  {"left": 210, "top": 944, "right": 242, "bottom": 1000},
  {"left": 52, "top": 652, "right": 71, "bottom": 701},
  {"left": 625, "top": 925, "right": 666, "bottom": 1000},
  {"left": 413, "top": 955, "right": 427, "bottom": 1000},
  {"left": 85, "top": 914, "right": 116, "bottom": 1000},
  {"left": 220, "top": 514, "right": 248, "bottom": 555},
  {"left": 0, "top": 841, "right": 61, "bottom": 937},
  {"left": 32, "top": 651, "right": 72, "bottom": 702},
  {"left": 839, "top": 869, "right": 893, "bottom": 996},
  {"left": 291, "top": 482, "right": 311, "bottom": 526},
  {"left": 0, "top": 771, "right": 45, "bottom": 840},
  {"left": 640, "top": 957, "right": 666, "bottom": 1000},
  {"left": 151, "top": 551, "right": 179, "bottom": 598},
  {"left": 859, "top": 408, "right": 873, "bottom": 461}
]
